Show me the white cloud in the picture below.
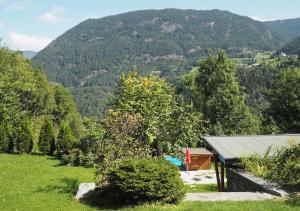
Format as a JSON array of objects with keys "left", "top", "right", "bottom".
[
  {"left": 9, "top": 32, "right": 52, "bottom": 51},
  {"left": 250, "top": 16, "right": 274, "bottom": 22},
  {"left": 5, "top": 1, "right": 26, "bottom": 11},
  {"left": 36, "top": 6, "right": 65, "bottom": 24}
]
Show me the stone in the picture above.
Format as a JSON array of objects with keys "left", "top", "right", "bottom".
[
  {"left": 184, "top": 192, "right": 277, "bottom": 201},
  {"left": 227, "top": 168, "right": 291, "bottom": 197},
  {"left": 75, "top": 183, "right": 96, "bottom": 200}
]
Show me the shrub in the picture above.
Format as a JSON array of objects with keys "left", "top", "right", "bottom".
[
  {"left": 0, "top": 118, "right": 12, "bottom": 152},
  {"left": 61, "top": 148, "right": 83, "bottom": 166},
  {"left": 38, "top": 118, "right": 56, "bottom": 155},
  {"left": 61, "top": 149, "right": 95, "bottom": 167},
  {"left": 286, "top": 192, "right": 300, "bottom": 207},
  {"left": 267, "top": 144, "right": 300, "bottom": 185},
  {"left": 107, "top": 158, "right": 185, "bottom": 204}
]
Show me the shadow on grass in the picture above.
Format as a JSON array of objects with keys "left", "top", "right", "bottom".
[
  {"left": 79, "top": 186, "right": 124, "bottom": 210},
  {"left": 37, "top": 178, "right": 80, "bottom": 195}
]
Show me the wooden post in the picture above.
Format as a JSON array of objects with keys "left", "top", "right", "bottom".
[
  {"left": 214, "top": 158, "right": 221, "bottom": 192},
  {"left": 221, "top": 162, "right": 225, "bottom": 192}
]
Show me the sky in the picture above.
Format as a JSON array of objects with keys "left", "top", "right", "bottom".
[{"left": 0, "top": 0, "right": 300, "bottom": 51}]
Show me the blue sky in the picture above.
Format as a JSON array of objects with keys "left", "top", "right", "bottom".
[{"left": 1, "top": 0, "right": 299, "bottom": 51}]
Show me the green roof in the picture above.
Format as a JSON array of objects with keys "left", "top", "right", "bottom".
[{"left": 203, "top": 135, "right": 300, "bottom": 164}]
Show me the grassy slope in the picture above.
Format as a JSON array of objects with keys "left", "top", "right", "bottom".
[
  {"left": 0, "top": 154, "right": 298, "bottom": 211},
  {"left": 0, "top": 154, "right": 95, "bottom": 211}
]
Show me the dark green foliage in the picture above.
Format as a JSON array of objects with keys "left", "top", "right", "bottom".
[
  {"left": 15, "top": 116, "right": 33, "bottom": 153},
  {"left": 286, "top": 192, "right": 300, "bottom": 207},
  {"left": 53, "top": 85, "right": 83, "bottom": 140},
  {"left": 266, "top": 18, "right": 300, "bottom": 45},
  {"left": 107, "top": 158, "right": 185, "bottom": 204},
  {"left": 189, "top": 50, "right": 260, "bottom": 135},
  {"left": 277, "top": 36, "right": 300, "bottom": 56},
  {"left": 269, "top": 68, "right": 300, "bottom": 133},
  {"left": 61, "top": 148, "right": 95, "bottom": 167},
  {"left": 56, "top": 121, "right": 76, "bottom": 156},
  {"left": 32, "top": 9, "right": 289, "bottom": 116},
  {"left": 237, "top": 62, "right": 280, "bottom": 115},
  {"left": 268, "top": 144, "right": 300, "bottom": 185},
  {"left": 38, "top": 118, "right": 56, "bottom": 155},
  {"left": 0, "top": 117, "right": 13, "bottom": 152}
]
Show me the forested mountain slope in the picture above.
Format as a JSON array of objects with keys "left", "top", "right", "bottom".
[
  {"left": 277, "top": 36, "right": 300, "bottom": 56},
  {"left": 265, "top": 18, "right": 300, "bottom": 44},
  {"left": 32, "top": 9, "right": 300, "bottom": 116}
]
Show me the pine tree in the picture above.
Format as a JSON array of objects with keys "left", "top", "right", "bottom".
[
  {"left": 15, "top": 116, "right": 33, "bottom": 153},
  {"left": 38, "top": 118, "right": 56, "bottom": 155},
  {"left": 193, "top": 50, "right": 260, "bottom": 135},
  {"left": 56, "top": 121, "right": 75, "bottom": 157},
  {"left": 0, "top": 117, "right": 13, "bottom": 152}
]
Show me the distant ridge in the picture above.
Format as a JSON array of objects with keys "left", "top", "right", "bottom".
[{"left": 32, "top": 9, "right": 300, "bottom": 116}]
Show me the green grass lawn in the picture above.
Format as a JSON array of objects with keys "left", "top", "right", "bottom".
[
  {"left": 0, "top": 154, "right": 298, "bottom": 211},
  {"left": 0, "top": 153, "right": 96, "bottom": 211},
  {"left": 185, "top": 184, "right": 218, "bottom": 193}
]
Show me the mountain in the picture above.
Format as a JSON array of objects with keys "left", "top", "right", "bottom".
[
  {"left": 32, "top": 9, "right": 299, "bottom": 116},
  {"left": 277, "top": 36, "right": 300, "bottom": 56},
  {"left": 265, "top": 18, "right": 300, "bottom": 44},
  {"left": 22, "top": 50, "right": 37, "bottom": 59}
]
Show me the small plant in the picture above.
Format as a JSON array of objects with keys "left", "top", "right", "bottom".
[
  {"left": 107, "top": 158, "right": 185, "bottom": 204},
  {"left": 242, "top": 144, "right": 300, "bottom": 186}
]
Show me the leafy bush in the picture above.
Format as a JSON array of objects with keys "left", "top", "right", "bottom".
[
  {"left": 268, "top": 144, "right": 300, "bottom": 185},
  {"left": 242, "top": 143, "right": 300, "bottom": 186},
  {"left": 107, "top": 158, "right": 185, "bottom": 204}
]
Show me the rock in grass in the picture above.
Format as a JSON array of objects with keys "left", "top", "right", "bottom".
[{"left": 75, "top": 183, "right": 96, "bottom": 200}]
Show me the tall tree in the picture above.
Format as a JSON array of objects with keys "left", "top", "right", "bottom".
[
  {"left": 38, "top": 118, "right": 56, "bottom": 155},
  {"left": 269, "top": 68, "right": 300, "bottom": 133},
  {"left": 109, "top": 71, "right": 206, "bottom": 156},
  {"left": 192, "top": 50, "right": 260, "bottom": 135},
  {"left": 53, "top": 85, "right": 83, "bottom": 140}
]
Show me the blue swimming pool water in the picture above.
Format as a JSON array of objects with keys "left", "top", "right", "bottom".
[{"left": 164, "top": 155, "right": 183, "bottom": 167}]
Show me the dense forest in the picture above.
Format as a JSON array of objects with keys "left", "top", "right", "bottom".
[
  {"left": 32, "top": 9, "right": 300, "bottom": 116},
  {"left": 0, "top": 47, "right": 82, "bottom": 154},
  {"left": 277, "top": 35, "right": 300, "bottom": 56}
]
